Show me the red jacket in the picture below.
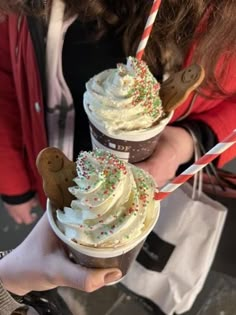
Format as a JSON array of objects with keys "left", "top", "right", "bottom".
[{"left": 0, "top": 15, "right": 236, "bottom": 208}]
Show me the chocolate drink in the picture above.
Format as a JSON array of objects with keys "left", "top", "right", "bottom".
[{"left": 47, "top": 149, "right": 160, "bottom": 280}]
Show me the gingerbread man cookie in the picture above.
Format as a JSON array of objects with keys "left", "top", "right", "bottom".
[
  {"left": 36, "top": 147, "right": 77, "bottom": 210},
  {"left": 159, "top": 64, "right": 205, "bottom": 112}
]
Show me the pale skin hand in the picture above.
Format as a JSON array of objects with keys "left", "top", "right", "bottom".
[
  {"left": 0, "top": 214, "right": 122, "bottom": 295},
  {"left": 3, "top": 197, "right": 38, "bottom": 225},
  {"left": 136, "top": 126, "right": 194, "bottom": 187}
]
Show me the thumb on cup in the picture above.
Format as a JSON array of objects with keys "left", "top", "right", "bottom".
[{"left": 57, "top": 257, "right": 122, "bottom": 292}]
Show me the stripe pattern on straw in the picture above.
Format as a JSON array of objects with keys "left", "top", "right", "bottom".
[
  {"left": 136, "top": 0, "right": 162, "bottom": 60},
  {"left": 154, "top": 130, "right": 236, "bottom": 201}
]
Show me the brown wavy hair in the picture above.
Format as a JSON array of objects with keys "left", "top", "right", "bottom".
[{"left": 1, "top": 0, "right": 236, "bottom": 95}]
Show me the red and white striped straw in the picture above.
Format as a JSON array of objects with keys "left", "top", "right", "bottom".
[
  {"left": 154, "top": 129, "right": 236, "bottom": 201},
  {"left": 136, "top": 0, "right": 162, "bottom": 60}
]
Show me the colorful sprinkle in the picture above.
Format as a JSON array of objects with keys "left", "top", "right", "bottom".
[{"left": 65, "top": 149, "right": 156, "bottom": 246}]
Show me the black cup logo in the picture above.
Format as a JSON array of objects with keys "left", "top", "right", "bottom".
[{"left": 89, "top": 123, "right": 160, "bottom": 163}]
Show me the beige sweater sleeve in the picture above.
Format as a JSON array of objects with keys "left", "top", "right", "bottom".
[{"left": 0, "top": 279, "right": 24, "bottom": 315}]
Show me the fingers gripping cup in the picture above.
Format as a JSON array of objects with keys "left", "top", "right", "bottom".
[
  {"left": 43, "top": 149, "right": 160, "bottom": 281},
  {"left": 83, "top": 57, "right": 173, "bottom": 163}
]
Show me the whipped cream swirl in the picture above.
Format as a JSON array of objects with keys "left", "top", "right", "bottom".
[
  {"left": 83, "top": 57, "right": 163, "bottom": 135},
  {"left": 57, "top": 149, "right": 157, "bottom": 248}
]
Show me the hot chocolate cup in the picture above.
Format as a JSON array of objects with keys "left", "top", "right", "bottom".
[
  {"left": 47, "top": 199, "right": 160, "bottom": 283},
  {"left": 84, "top": 104, "right": 173, "bottom": 163}
]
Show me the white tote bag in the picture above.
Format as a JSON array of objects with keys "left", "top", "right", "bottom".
[{"left": 122, "top": 182, "right": 227, "bottom": 315}]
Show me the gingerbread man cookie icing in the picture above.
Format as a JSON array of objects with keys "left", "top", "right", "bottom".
[
  {"left": 36, "top": 147, "right": 76, "bottom": 210},
  {"left": 160, "top": 64, "right": 205, "bottom": 112}
]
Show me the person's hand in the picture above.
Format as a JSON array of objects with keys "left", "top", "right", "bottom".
[
  {"left": 0, "top": 214, "right": 122, "bottom": 296},
  {"left": 3, "top": 197, "right": 38, "bottom": 225},
  {"left": 136, "top": 126, "right": 194, "bottom": 187}
]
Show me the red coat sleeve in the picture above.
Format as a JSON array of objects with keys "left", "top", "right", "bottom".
[
  {"left": 179, "top": 38, "right": 236, "bottom": 168},
  {"left": 0, "top": 18, "right": 32, "bottom": 195},
  {"left": 188, "top": 96, "right": 236, "bottom": 167}
]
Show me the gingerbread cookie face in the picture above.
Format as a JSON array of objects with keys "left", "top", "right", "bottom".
[
  {"left": 36, "top": 147, "right": 77, "bottom": 210},
  {"left": 159, "top": 64, "right": 205, "bottom": 112}
]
